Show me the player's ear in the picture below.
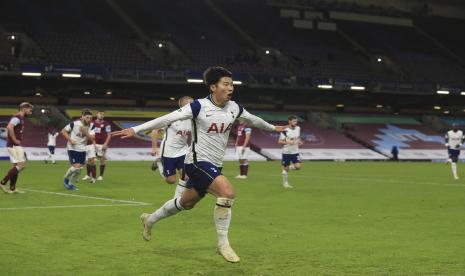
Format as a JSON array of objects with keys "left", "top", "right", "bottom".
[{"left": 210, "top": 84, "right": 217, "bottom": 93}]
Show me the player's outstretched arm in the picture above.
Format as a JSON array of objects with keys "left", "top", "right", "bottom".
[
  {"left": 239, "top": 108, "right": 287, "bottom": 132},
  {"left": 112, "top": 105, "right": 193, "bottom": 139}
]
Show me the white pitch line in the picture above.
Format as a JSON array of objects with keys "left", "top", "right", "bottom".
[
  {"left": 0, "top": 203, "right": 148, "bottom": 211},
  {"left": 255, "top": 173, "right": 464, "bottom": 187},
  {"left": 22, "top": 188, "right": 151, "bottom": 205}
]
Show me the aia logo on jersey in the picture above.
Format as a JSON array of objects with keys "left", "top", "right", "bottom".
[
  {"left": 176, "top": 130, "right": 191, "bottom": 136},
  {"left": 207, "top": 123, "right": 232, "bottom": 133}
]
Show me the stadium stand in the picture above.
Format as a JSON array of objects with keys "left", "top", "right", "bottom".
[{"left": 340, "top": 114, "right": 448, "bottom": 160}]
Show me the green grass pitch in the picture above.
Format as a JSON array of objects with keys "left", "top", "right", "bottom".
[{"left": 2, "top": 160, "right": 465, "bottom": 275}]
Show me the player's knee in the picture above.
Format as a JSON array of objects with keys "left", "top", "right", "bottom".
[
  {"left": 295, "top": 164, "right": 302, "bottom": 170},
  {"left": 165, "top": 176, "right": 176, "bottom": 184},
  {"left": 219, "top": 190, "right": 235, "bottom": 200},
  {"left": 180, "top": 200, "right": 196, "bottom": 210}
]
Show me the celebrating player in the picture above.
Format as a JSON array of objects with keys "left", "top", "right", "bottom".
[
  {"left": 235, "top": 122, "right": 252, "bottom": 179},
  {"left": 45, "top": 128, "right": 59, "bottom": 164},
  {"left": 445, "top": 123, "right": 464, "bottom": 180},
  {"left": 61, "top": 109, "right": 95, "bottom": 190},
  {"left": 278, "top": 115, "right": 303, "bottom": 188},
  {"left": 150, "top": 96, "right": 193, "bottom": 198},
  {"left": 83, "top": 110, "right": 111, "bottom": 183},
  {"left": 0, "top": 102, "right": 33, "bottom": 194},
  {"left": 113, "top": 67, "right": 286, "bottom": 263}
]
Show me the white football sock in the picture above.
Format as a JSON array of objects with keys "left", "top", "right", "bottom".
[
  {"left": 70, "top": 167, "right": 81, "bottom": 183},
  {"left": 452, "top": 162, "right": 458, "bottom": 178},
  {"left": 64, "top": 167, "right": 76, "bottom": 178},
  {"left": 214, "top": 198, "right": 234, "bottom": 247},
  {"left": 282, "top": 170, "right": 289, "bottom": 185},
  {"left": 157, "top": 160, "right": 165, "bottom": 178},
  {"left": 174, "top": 179, "right": 187, "bottom": 198},
  {"left": 148, "top": 198, "right": 184, "bottom": 226}
]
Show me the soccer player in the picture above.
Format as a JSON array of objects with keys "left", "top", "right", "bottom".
[
  {"left": 150, "top": 96, "right": 193, "bottom": 198},
  {"left": 445, "top": 123, "right": 464, "bottom": 180},
  {"left": 278, "top": 115, "right": 303, "bottom": 188},
  {"left": 45, "top": 128, "right": 59, "bottom": 164},
  {"left": 83, "top": 111, "right": 111, "bottom": 182},
  {"left": 61, "top": 109, "right": 95, "bottom": 190},
  {"left": 235, "top": 122, "right": 252, "bottom": 179},
  {"left": 113, "top": 66, "right": 285, "bottom": 263},
  {"left": 0, "top": 102, "right": 33, "bottom": 194}
]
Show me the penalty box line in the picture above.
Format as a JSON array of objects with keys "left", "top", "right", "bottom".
[{"left": 22, "top": 188, "right": 152, "bottom": 205}]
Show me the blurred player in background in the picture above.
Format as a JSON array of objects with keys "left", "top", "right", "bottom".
[
  {"left": 83, "top": 110, "right": 111, "bottom": 183},
  {"left": 445, "top": 123, "right": 464, "bottom": 180},
  {"left": 150, "top": 96, "right": 193, "bottom": 198},
  {"left": 61, "top": 109, "right": 95, "bottom": 190},
  {"left": 45, "top": 128, "right": 59, "bottom": 164},
  {"left": 113, "top": 66, "right": 286, "bottom": 263},
  {"left": 0, "top": 102, "right": 33, "bottom": 194},
  {"left": 235, "top": 122, "right": 251, "bottom": 179},
  {"left": 278, "top": 115, "right": 303, "bottom": 188}
]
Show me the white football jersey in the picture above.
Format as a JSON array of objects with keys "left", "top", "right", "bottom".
[
  {"left": 47, "top": 132, "right": 59, "bottom": 146},
  {"left": 133, "top": 95, "right": 275, "bottom": 167},
  {"left": 159, "top": 119, "right": 191, "bottom": 158},
  {"left": 63, "top": 120, "right": 95, "bottom": 152},
  {"left": 280, "top": 126, "right": 301, "bottom": 154},
  {"left": 445, "top": 129, "right": 464, "bottom": 149}
]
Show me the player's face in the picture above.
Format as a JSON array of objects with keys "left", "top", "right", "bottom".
[
  {"left": 23, "top": 107, "right": 33, "bottom": 116},
  {"left": 97, "top": 112, "right": 104, "bottom": 120},
  {"left": 81, "top": 115, "right": 93, "bottom": 126},
  {"left": 289, "top": 119, "right": 298, "bottom": 127},
  {"left": 211, "top": 77, "right": 234, "bottom": 103}
]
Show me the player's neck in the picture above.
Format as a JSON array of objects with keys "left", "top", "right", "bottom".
[{"left": 210, "top": 94, "right": 226, "bottom": 108}]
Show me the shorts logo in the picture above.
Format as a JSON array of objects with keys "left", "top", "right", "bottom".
[{"left": 210, "top": 167, "right": 218, "bottom": 173}]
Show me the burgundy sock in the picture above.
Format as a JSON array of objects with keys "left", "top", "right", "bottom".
[
  {"left": 100, "top": 165, "right": 105, "bottom": 176},
  {"left": 86, "top": 164, "right": 91, "bottom": 176},
  {"left": 1, "top": 167, "right": 18, "bottom": 185},
  {"left": 91, "top": 165, "right": 97, "bottom": 178},
  {"left": 244, "top": 164, "right": 249, "bottom": 176},
  {"left": 10, "top": 172, "right": 18, "bottom": 191}
]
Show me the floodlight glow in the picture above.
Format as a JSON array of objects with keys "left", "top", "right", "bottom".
[
  {"left": 350, "top": 86, "right": 365, "bottom": 91},
  {"left": 233, "top": 81, "right": 242, "bottom": 85},
  {"left": 433, "top": 106, "right": 441, "bottom": 110},
  {"left": 62, "top": 73, "right": 81, "bottom": 78},
  {"left": 187, "top": 79, "right": 203, "bottom": 83},
  {"left": 22, "top": 72, "right": 42, "bottom": 77},
  {"left": 317, "top": 84, "right": 333, "bottom": 89},
  {"left": 436, "top": 90, "right": 450, "bottom": 95}
]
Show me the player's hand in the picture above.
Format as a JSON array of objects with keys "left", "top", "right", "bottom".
[
  {"left": 103, "top": 144, "right": 108, "bottom": 150},
  {"left": 274, "top": 125, "right": 287, "bottom": 132},
  {"left": 14, "top": 140, "right": 21, "bottom": 146},
  {"left": 151, "top": 148, "right": 158, "bottom": 156},
  {"left": 69, "top": 139, "right": 76, "bottom": 145},
  {"left": 298, "top": 140, "right": 304, "bottom": 146},
  {"left": 241, "top": 147, "right": 246, "bottom": 154},
  {"left": 112, "top": 128, "right": 135, "bottom": 139}
]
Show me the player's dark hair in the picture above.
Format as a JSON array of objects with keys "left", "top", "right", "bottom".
[
  {"left": 288, "top": 115, "right": 297, "bottom": 121},
  {"left": 82, "top": 109, "right": 93, "bottom": 116},
  {"left": 203, "top": 66, "right": 232, "bottom": 88},
  {"left": 19, "top": 102, "right": 33, "bottom": 110}
]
